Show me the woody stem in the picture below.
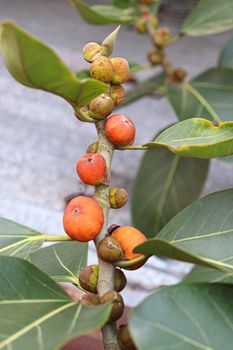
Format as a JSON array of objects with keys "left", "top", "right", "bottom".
[{"left": 94, "top": 120, "right": 120, "bottom": 350}]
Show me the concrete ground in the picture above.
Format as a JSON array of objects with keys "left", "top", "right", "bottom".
[{"left": 0, "top": 0, "right": 233, "bottom": 305}]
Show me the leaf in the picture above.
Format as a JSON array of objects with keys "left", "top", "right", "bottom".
[
  {"left": 0, "top": 217, "right": 43, "bottom": 258},
  {"left": 113, "top": 0, "right": 137, "bottom": 9},
  {"left": 151, "top": 0, "right": 161, "bottom": 14},
  {"left": 29, "top": 242, "right": 88, "bottom": 284},
  {"left": 0, "top": 20, "right": 107, "bottom": 107},
  {"left": 135, "top": 189, "right": 233, "bottom": 272},
  {"left": 184, "top": 265, "right": 233, "bottom": 284},
  {"left": 167, "top": 68, "right": 233, "bottom": 123},
  {"left": 131, "top": 148, "right": 209, "bottom": 238},
  {"left": 76, "top": 69, "right": 91, "bottom": 80},
  {"left": 182, "top": 0, "right": 233, "bottom": 36},
  {"left": 219, "top": 36, "right": 233, "bottom": 69},
  {"left": 143, "top": 118, "right": 233, "bottom": 159},
  {"left": 0, "top": 256, "right": 111, "bottom": 350},
  {"left": 122, "top": 72, "right": 164, "bottom": 106},
  {"left": 70, "top": 0, "right": 135, "bottom": 25},
  {"left": 128, "top": 61, "right": 143, "bottom": 73},
  {"left": 129, "top": 283, "right": 233, "bottom": 350}
]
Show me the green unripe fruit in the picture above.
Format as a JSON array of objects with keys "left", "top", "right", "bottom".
[
  {"left": 79, "top": 265, "right": 127, "bottom": 293},
  {"left": 118, "top": 324, "right": 137, "bottom": 350},
  {"left": 114, "top": 269, "right": 127, "bottom": 292},
  {"left": 90, "top": 56, "right": 114, "bottom": 83},
  {"left": 80, "top": 293, "right": 100, "bottom": 306},
  {"left": 169, "top": 68, "right": 187, "bottom": 83},
  {"left": 110, "top": 85, "right": 125, "bottom": 106},
  {"left": 82, "top": 42, "right": 102, "bottom": 62},
  {"left": 109, "top": 188, "right": 128, "bottom": 209},
  {"left": 90, "top": 93, "right": 114, "bottom": 120},
  {"left": 98, "top": 236, "right": 124, "bottom": 263},
  {"left": 153, "top": 27, "right": 171, "bottom": 48},
  {"left": 148, "top": 51, "right": 163, "bottom": 66},
  {"left": 134, "top": 19, "right": 147, "bottom": 34},
  {"left": 79, "top": 265, "right": 98, "bottom": 294},
  {"left": 100, "top": 291, "right": 124, "bottom": 322},
  {"left": 149, "top": 14, "right": 158, "bottom": 28},
  {"left": 111, "top": 58, "right": 130, "bottom": 85},
  {"left": 86, "top": 140, "right": 99, "bottom": 153}
]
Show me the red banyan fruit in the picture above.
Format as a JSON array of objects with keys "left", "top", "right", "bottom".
[
  {"left": 63, "top": 196, "right": 104, "bottom": 242},
  {"left": 76, "top": 153, "right": 106, "bottom": 185},
  {"left": 105, "top": 114, "right": 136, "bottom": 146}
]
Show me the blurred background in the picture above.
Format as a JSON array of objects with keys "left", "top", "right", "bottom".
[{"left": 0, "top": 0, "right": 233, "bottom": 306}]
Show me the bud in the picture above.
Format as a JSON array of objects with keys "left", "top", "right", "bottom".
[
  {"left": 98, "top": 236, "right": 124, "bottom": 263},
  {"left": 169, "top": 68, "right": 187, "bottom": 83},
  {"left": 90, "top": 93, "right": 114, "bottom": 120},
  {"left": 110, "top": 85, "right": 125, "bottom": 106},
  {"left": 80, "top": 293, "right": 100, "bottom": 306},
  {"left": 111, "top": 58, "right": 130, "bottom": 85},
  {"left": 148, "top": 51, "right": 163, "bottom": 66},
  {"left": 153, "top": 27, "right": 171, "bottom": 48},
  {"left": 109, "top": 188, "right": 128, "bottom": 209},
  {"left": 100, "top": 291, "right": 124, "bottom": 322},
  {"left": 82, "top": 42, "right": 102, "bottom": 62},
  {"left": 101, "top": 26, "right": 121, "bottom": 57},
  {"left": 118, "top": 324, "right": 137, "bottom": 350},
  {"left": 86, "top": 140, "right": 99, "bottom": 153},
  {"left": 90, "top": 56, "right": 114, "bottom": 83},
  {"left": 79, "top": 265, "right": 127, "bottom": 293}
]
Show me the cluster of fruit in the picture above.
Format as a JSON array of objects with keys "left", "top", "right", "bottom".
[
  {"left": 135, "top": 0, "right": 186, "bottom": 83},
  {"left": 61, "top": 38, "right": 148, "bottom": 349}
]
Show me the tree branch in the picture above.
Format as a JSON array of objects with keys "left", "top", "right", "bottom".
[{"left": 94, "top": 120, "right": 120, "bottom": 350}]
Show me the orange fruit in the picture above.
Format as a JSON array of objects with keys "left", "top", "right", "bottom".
[
  {"left": 112, "top": 226, "right": 147, "bottom": 270},
  {"left": 76, "top": 153, "right": 106, "bottom": 185},
  {"left": 105, "top": 114, "right": 135, "bottom": 146},
  {"left": 63, "top": 196, "right": 103, "bottom": 242}
]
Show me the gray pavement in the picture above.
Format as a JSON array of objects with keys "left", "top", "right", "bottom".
[{"left": 0, "top": 0, "right": 233, "bottom": 305}]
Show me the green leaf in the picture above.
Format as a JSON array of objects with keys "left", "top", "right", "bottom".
[
  {"left": 167, "top": 68, "right": 233, "bottom": 123},
  {"left": 0, "top": 20, "right": 107, "bottom": 107},
  {"left": 76, "top": 69, "right": 91, "bottom": 80},
  {"left": 131, "top": 148, "right": 209, "bottom": 237},
  {"left": 122, "top": 72, "right": 164, "bottom": 106},
  {"left": 0, "top": 256, "right": 111, "bottom": 350},
  {"left": 135, "top": 189, "right": 233, "bottom": 272},
  {"left": 129, "top": 283, "right": 233, "bottom": 350},
  {"left": 113, "top": 0, "right": 137, "bottom": 9},
  {"left": 0, "top": 217, "right": 43, "bottom": 258},
  {"left": 151, "top": 0, "right": 161, "bottom": 14},
  {"left": 29, "top": 242, "right": 88, "bottom": 284},
  {"left": 219, "top": 37, "right": 233, "bottom": 69},
  {"left": 184, "top": 265, "right": 233, "bottom": 284},
  {"left": 128, "top": 61, "right": 143, "bottom": 73},
  {"left": 70, "top": 0, "right": 135, "bottom": 25},
  {"left": 143, "top": 118, "right": 233, "bottom": 159},
  {"left": 182, "top": 0, "right": 233, "bottom": 36}
]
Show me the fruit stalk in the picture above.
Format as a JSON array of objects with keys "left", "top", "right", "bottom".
[{"left": 94, "top": 120, "right": 120, "bottom": 350}]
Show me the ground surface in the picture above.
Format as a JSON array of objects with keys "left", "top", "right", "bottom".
[{"left": 0, "top": 0, "right": 233, "bottom": 306}]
